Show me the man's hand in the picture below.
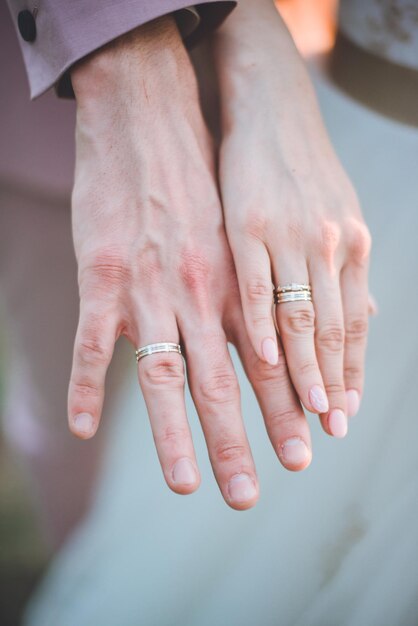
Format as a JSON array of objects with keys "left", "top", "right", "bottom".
[{"left": 68, "top": 15, "right": 312, "bottom": 511}]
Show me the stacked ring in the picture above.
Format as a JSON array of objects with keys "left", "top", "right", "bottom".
[
  {"left": 274, "top": 283, "right": 312, "bottom": 305},
  {"left": 135, "top": 342, "right": 182, "bottom": 362}
]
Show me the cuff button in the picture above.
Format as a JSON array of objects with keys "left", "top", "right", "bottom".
[{"left": 18, "top": 10, "right": 37, "bottom": 43}]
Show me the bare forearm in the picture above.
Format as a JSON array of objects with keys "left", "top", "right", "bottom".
[{"left": 212, "top": 0, "right": 319, "bottom": 132}]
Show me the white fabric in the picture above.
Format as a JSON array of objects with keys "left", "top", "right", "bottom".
[
  {"left": 23, "top": 57, "right": 418, "bottom": 626},
  {"left": 339, "top": 0, "right": 418, "bottom": 70}
]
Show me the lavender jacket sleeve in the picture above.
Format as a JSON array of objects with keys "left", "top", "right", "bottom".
[{"left": 6, "top": 1, "right": 236, "bottom": 99}]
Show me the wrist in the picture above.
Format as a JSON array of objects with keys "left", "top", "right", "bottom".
[
  {"left": 214, "top": 0, "right": 288, "bottom": 60},
  {"left": 71, "top": 15, "right": 187, "bottom": 110},
  {"left": 212, "top": 4, "right": 315, "bottom": 127}
]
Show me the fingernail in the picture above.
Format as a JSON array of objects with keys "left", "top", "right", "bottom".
[
  {"left": 280, "top": 438, "right": 310, "bottom": 466},
  {"left": 172, "top": 458, "right": 197, "bottom": 485},
  {"left": 309, "top": 385, "right": 329, "bottom": 413},
  {"left": 328, "top": 409, "right": 348, "bottom": 438},
  {"left": 228, "top": 473, "right": 257, "bottom": 503},
  {"left": 262, "top": 337, "right": 279, "bottom": 366},
  {"left": 346, "top": 389, "right": 360, "bottom": 418},
  {"left": 73, "top": 412, "right": 94, "bottom": 436}
]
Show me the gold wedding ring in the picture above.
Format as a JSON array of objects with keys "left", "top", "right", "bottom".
[
  {"left": 274, "top": 283, "right": 312, "bottom": 305},
  {"left": 135, "top": 342, "right": 182, "bottom": 362}
]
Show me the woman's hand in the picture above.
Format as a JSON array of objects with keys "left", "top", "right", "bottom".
[
  {"left": 212, "top": 0, "right": 371, "bottom": 436},
  {"left": 68, "top": 15, "right": 313, "bottom": 510}
]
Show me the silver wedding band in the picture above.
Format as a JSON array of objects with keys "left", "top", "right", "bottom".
[{"left": 135, "top": 342, "right": 182, "bottom": 362}]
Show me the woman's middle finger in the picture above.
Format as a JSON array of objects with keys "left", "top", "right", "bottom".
[{"left": 231, "top": 320, "right": 312, "bottom": 472}]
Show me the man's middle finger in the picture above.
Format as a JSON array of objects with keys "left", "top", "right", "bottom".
[
  {"left": 233, "top": 322, "right": 312, "bottom": 472},
  {"left": 181, "top": 323, "right": 259, "bottom": 511}
]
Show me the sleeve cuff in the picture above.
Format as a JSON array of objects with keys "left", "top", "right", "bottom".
[{"left": 7, "top": 1, "right": 236, "bottom": 100}]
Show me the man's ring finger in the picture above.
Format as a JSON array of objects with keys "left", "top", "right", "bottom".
[{"left": 136, "top": 342, "right": 182, "bottom": 362}]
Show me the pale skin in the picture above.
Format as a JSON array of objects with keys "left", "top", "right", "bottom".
[
  {"left": 68, "top": 4, "right": 371, "bottom": 509},
  {"left": 212, "top": 0, "right": 371, "bottom": 435}
]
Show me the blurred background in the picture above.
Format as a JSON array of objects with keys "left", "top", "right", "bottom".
[
  {"left": 0, "top": 425, "right": 48, "bottom": 626},
  {"left": 0, "top": 314, "right": 46, "bottom": 624}
]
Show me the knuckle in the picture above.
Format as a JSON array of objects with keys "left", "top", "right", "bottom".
[
  {"left": 250, "top": 358, "right": 283, "bottom": 386},
  {"left": 347, "top": 220, "right": 372, "bottom": 263},
  {"left": 77, "top": 336, "right": 111, "bottom": 366},
  {"left": 70, "top": 378, "right": 101, "bottom": 399},
  {"left": 82, "top": 249, "right": 132, "bottom": 293},
  {"left": 156, "top": 424, "right": 190, "bottom": 447},
  {"left": 242, "top": 212, "right": 268, "bottom": 241},
  {"left": 324, "top": 381, "right": 346, "bottom": 396},
  {"left": 317, "top": 220, "right": 341, "bottom": 260},
  {"left": 245, "top": 279, "right": 273, "bottom": 304},
  {"left": 178, "top": 249, "right": 211, "bottom": 293},
  {"left": 267, "top": 407, "right": 301, "bottom": 429},
  {"left": 345, "top": 317, "right": 369, "bottom": 343},
  {"left": 316, "top": 323, "right": 345, "bottom": 352},
  {"left": 199, "top": 372, "right": 239, "bottom": 405},
  {"left": 298, "top": 360, "right": 319, "bottom": 377},
  {"left": 344, "top": 364, "right": 363, "bottom": 380},
  {"left": 252, "top": 363, "right": 292, "bottom": 393},
  {"left": 213, "top": 440, "right": 248, "bottom": 464},
  {"left": 282, "top": 307, "right": 315, "bottom": 335},
  {"left": 250, "top": 314, "right": 275, "bottom": 330},
  {"left": 142, "top": 357, "right": 185, "bottom": 388},
  {"left": 178, "top": 248, "right": 213, "bottom": 314}
]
